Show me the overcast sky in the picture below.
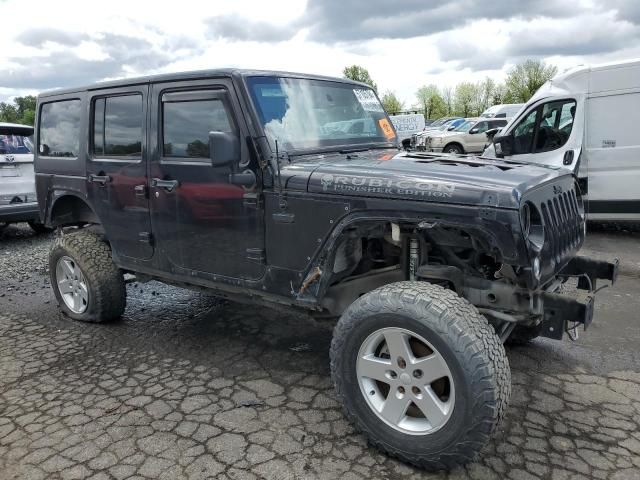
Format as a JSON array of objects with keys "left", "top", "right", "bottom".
[{"left": 1, "top": 0, "right": 639, "bottom": 106}]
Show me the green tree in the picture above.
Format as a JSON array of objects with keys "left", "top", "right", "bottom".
[
  {"left": 380, "top": 90, "right": 404, "bottom": 114},
  {"left": 453, "top": 82, "right": 476, "bottom": 117},
  {"left": 477, "top": 78, "right": 495, "bottom": 115},
  {"left": 505, "top": 60, "right": 558, "bottom": 103},
  {"left": 416, "top": 84, "right": 445, "bottom": 119},
  {"left": 342, "top": 65, "right": 377, "bottom": 92},
  {"left": 441, "top": 86, "right": 453, "bottom": 115},
  {"left": 0, "top": 95, "right": 37, "bottom": 125}
]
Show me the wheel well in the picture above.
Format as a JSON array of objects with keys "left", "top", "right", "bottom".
[
  {"left": 443, "top": 142, "right": 464, "bottom": 153},
  {"left": 50, "top": 196, "right": 100, "bottom": 227},
  {"left": 317, "top": 220, "right": 503, "bottom": 315}
]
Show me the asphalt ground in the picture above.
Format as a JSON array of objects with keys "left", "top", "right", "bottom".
[{"left": 0, "top": 223, "right": 639, "bottom": 480}]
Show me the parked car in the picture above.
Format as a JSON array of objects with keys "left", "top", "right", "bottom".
[
  {"left": 412, "top": 117, "right": 465, "bottom": 149},
  {"left": 35, "top": 69, "right": 616, "bottom": 470},
  {"left": 0, "top": 123, "right": 49, "bottom": 232},
  {"left": 425, "top": 117, "right": 509, "bottom": 154},
  {"left": 481, "top": 103, "right": 524, "bottom": 118},
  {"left": 485, "top": 59, "right": 640, "bottom": 224}
]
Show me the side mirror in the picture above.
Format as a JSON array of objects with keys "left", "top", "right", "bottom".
[
  {"left": 209, "top": 131, "right": 240, "bottom": 167},
  {"left": 468, "top": 128, "right": 479, "bottom": 134},
  {"left": 493, "top": 132, "right": 513, "bottom": 157},
  {"left": 485, "top": 127, "right": 500, "bottom": 142},
  {"left": 447, "top": 125, "right": 456, "bottom": 131}
]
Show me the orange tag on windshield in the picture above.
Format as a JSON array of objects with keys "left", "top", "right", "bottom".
[{"left": 378, "top": 118, "right": 396, "bottom": 140}]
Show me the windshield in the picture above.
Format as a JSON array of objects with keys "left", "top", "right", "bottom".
[
  {"left": 454, "top": 121, "right": 474, "bottom": 132},
  {"left": 0, "top": 133, "right": 34, "bottom": 154},
  {"left": 246, "top": 76, "right": 395, "bottom": 151}
]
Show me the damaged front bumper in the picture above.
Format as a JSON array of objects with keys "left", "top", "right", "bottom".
[{"left": 417, "top": 256, "right": 619, "bottom": 341}]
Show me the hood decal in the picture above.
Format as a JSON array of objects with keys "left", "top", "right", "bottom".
[{"left": 319, "top": 173, "right": 455, "bottom": 199}]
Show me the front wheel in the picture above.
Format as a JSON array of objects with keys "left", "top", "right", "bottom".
[{"left": 330, "top": 282, "right": 510, "bottom": 470}]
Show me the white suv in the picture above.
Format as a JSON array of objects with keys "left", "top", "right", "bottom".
[
  {"left": 0, "top": 123, "right": 48, "bottom": 232},
  {"left": 425, "top": 118, "right": 509, "bottom": 154}
]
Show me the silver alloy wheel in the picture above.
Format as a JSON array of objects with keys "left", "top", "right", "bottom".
[
  {"left": 357, "top": 327, "right": 455, "bottom": 435},
  {"left": 55, "top": 256, "right": 89, "bottom": 314}
]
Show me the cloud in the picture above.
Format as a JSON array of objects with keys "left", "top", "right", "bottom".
[
  {"left": 4, "top": 32, "right": 183, "bottom": 90},
  {"left": 431, "top": 12, "right": 640, "bottom": 73},
  {"left": 16, "top": 28, "right": 89, "bottom": 47},
  {"left": 302, "top": 0, "right": 585, "bottom": 43},
  {"left": 205, "top": 14, "right": 295, "bottom": 42}
]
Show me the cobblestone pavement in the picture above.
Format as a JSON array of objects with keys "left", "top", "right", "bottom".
[{"left": 1, "top": 224, "right": 639, "bottom": 480}]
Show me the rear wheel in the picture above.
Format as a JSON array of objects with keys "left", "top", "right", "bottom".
[
  {"left": 331, "top": 281, "right": 510, "bottom": 470},
  {"left": 49, "top": 229, "right": 126, "bottom": 322}
]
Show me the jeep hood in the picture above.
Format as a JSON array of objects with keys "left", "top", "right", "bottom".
[{"left": 282, "top": 149, "right": 569, "bottom": 209}]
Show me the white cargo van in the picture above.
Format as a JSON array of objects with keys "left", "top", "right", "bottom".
[
  {"left": 486, "top": 59, "right": 640, "bottom": 223},
  {"left": 480, "top": 103, "right": 524, "bottom": 119}
]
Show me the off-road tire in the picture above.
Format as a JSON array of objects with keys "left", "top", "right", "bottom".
[
  {"left": 444, "top": 144, "right": 463, "bottom": 154},
  {"left": 28, "top": 221, "right": 53, "bottom": 234},
  {"left": 505, "top": 324, "right": 542, "bottom": 346},
  {"left": 330, "top": 281, "right": 510, "bottom": 470},
  {"left": 49, "top": 229, "right": 126, "bottom": 322}
]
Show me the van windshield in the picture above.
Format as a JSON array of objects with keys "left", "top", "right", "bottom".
[
  {"left": 0, "top": 134, "right": 34, "bottom": 154},
  {"left": 246, "top": 76, "right": 396, "bottom": 152}
]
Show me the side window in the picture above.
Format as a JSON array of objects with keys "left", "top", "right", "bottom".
[
  {"left": 491, "top": 120, "right": 508, "bottom": 129},
  {"left": 93, "top": 94, "right": 143, "bottom": 157},
  {"left": 39, "top": 99, "right": 81, "bottom": 157},
  {"left": 162, "top": 91, "right": 234, "bottom": 158},
  {"left": 511, "top": 109, "right": 538, "bottom": 155},
  {"left": 474, "top": 121, "right": 489, "bottom": 134},
  {"left": 535, "top": 100, "right": 576, "bottom": 153}
]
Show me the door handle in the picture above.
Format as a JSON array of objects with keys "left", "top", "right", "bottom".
[
  {"left": 88, "top": 174, "right": 111, "bottom": 186},
  {"left": 151, "top": 178, "right": 179, "bottom": 192}
]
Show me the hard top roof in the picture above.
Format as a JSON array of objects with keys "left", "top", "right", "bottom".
[{"left": 38, "top": 68, "right": 372, "bottom": 99}]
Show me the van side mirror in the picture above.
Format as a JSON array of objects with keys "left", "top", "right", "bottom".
[
  {"left": 493, "top": 132, "right": 513, "bottom": 157},
  {"left": 468, "top": 128, "right": 479, "bottom": 134},
  {"left": 209, "top": 131, "right": 239, "bottom": 167}
]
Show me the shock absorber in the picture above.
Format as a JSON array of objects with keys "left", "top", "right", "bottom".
[{"left": 409, "top": 237, "right": 419, "bottom": 281}]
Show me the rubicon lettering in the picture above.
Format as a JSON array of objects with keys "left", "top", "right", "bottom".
[{"left": 319, "top": 174, "right": 456, "bottom": 198}]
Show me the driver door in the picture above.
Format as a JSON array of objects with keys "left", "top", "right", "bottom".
[
  {"left": 500, "top": 97, "right": 583, "bottom": 173},
  {"left": 149, "top": 78, "right": 265, "bottom": 281}
]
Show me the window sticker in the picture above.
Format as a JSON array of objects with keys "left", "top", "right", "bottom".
[
  {"left": 353, "top": 89, "right": 384, "bottom": 113},
  {"left": 378, "top": 118, "right": 396, "bottom": 140}
]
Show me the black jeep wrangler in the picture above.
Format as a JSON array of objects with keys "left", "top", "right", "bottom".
[{"left": 35, "top": 69, "right": 617, "bottom": 470}]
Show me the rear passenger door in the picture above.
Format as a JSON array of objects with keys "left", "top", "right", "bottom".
[{"left": 87, "top": 87, "right": 153, "bottom": 260}]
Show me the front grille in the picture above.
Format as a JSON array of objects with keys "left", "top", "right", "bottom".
[{"left": 538, "top": 185, "right": 584, "bottom": 266}]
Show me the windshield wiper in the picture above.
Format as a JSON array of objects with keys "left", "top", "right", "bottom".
[{"left": 338, "top": 147, "right": 372, "bottom": 154}]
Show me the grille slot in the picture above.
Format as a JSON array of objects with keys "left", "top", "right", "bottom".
[{"left": 536, "top": 184, "right": 584, "bottom": 267}]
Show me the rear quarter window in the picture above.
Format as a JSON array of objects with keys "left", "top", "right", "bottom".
[{"left": 39, "top": 99, "right": 81, "bottom": 158}]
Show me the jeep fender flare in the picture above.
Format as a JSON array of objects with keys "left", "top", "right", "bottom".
[{"left": 48, "top": 193, "right": 100, "bottom": 228}]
